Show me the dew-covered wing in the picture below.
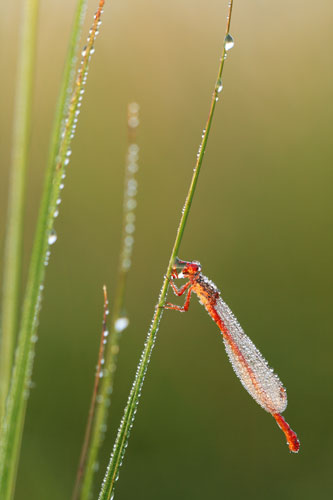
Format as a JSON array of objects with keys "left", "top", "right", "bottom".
[{"left": 215, "top": 296, "right": 287, "bottom": 414}]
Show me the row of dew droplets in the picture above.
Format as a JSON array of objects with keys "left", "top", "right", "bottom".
[
  {"left": 31, "top": 2, "right": 106, "bottom": 391},
  {"left": 121, "top": 102, "right": 140, "bottom": 272},
  {"left": 98, "top": 286, "right": 164, "bottom": 500},
  {"left": 45, "top": 1, "right": 105, "bottom": 272},
  {"left": 80, "top": 102, "right": 140, "bottom": 500}
]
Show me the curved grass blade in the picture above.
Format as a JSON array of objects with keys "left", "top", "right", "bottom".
[
  {"left": 80, "top": 103, "right": 140, "bottom": 500},
  {"left": 0, "top": 2, "right": 108, "bottom": 498},
  {"left": 0, "top": 0, "right": 39, "bottom": 424},
  {"left": 98, "top": 2, "right": 235, "bottom": 499}
]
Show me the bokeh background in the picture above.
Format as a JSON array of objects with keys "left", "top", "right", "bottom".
[{"left": 1, "top": 0, "right": 333, "bottom": 499}]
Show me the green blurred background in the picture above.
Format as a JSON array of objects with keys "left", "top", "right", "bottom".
[{"left": 1, "top": 0, "right": 333, "bottom": 498}]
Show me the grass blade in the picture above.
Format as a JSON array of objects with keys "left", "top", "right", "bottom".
[
  {"left": 0, "top": 0, "right": 39, "bottom": 423},
  {"left": 0, "top": 1, "right": 108, "bottom": 498},
  {"left": 80, "top": 103, "right": 140, "bottom": 500},
  {"left": 72, "top": 286, "right": 110, "bottom": 500},
  {"left": 98, "top": 2, "right": 234, "bottom": 499}
]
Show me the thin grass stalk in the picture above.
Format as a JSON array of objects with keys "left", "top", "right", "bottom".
[
  {"left": 0, "top": 0, "right": 39, "bottom": 423},
  {"left": 81, "top": 103, "right": 140, "bottom": 500},
  {"left": 0, "top": 2, "right": 107, "bottom": 498},
  {"left": 98, "top": 2, "right": 234, "bottom": 499},
  {"left": 72, "top": 286, "right": 110, "bottom": 500}
]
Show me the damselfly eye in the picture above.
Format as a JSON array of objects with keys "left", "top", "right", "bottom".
[{"left": 191, "top": 261, "right": 201, "bottom": 274}]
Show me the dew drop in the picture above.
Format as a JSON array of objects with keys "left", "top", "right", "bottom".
[
  {"left": 48, "top": 229, "right": 57, "bottom": 245},
  {"left": 115, "top": 317, "right": 129, "bottom": 333},
  {"left": 224, "top": 33, "right": 234, "bottom": 51},
  {"left": 216, "top": 78, "right": 223, "bottom": 93}
]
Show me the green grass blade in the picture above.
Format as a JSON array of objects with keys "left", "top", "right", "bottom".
[
  {"left": 0, "top": 0, "right": 99, "bottom": 497},
  {"left": 98, "top": 3, "right": 235, "bottom": 499},
  {"left": 0, "top": 0, "right": 39, "bottom": 424},
  {"left": 80, "top": 103, "right": 140, "bottom": 500}
]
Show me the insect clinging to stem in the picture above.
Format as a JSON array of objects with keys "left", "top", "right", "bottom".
[{"left": 165, "top": 257, "right": 300, "bottom": 453}]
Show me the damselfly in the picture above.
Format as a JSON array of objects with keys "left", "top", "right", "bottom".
[{"left": 166, "top": 258, "right": 300, "bottom": 453}]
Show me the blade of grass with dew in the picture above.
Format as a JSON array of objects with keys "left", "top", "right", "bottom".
[
  {"left": 0, "top": 2, "right": 107, "bottom": 498},
  {"left": 98, "top": 3, "right": 235, "bottom": 499},
  {"left": 0, "top": 0, "right": 39, "bottom": 424},
  {"left": 72, "top": 286, "right": 110, "bottom": 500},
  {"left": 81, "top": 102, "right": 140, "bottom": 500}
]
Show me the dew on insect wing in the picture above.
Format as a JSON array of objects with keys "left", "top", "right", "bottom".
[
  {"left": 48, "top": 229, "right": 57, "bottom": 245},
  {"left": 216, "top": 78, "right": 223, "bottom": 93},
  {"left": 115, "top": 317, "right": 129, "bottom": 333},
  {"left": 224, "top": 33, "right": 234, "bottom": 51}
]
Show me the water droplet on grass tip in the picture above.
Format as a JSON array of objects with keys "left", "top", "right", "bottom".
[
  {"left": 48, "top": 229, "right": 57, "bottom": 245},
  {"left": 224, "top": 33, "right": 234, "bottom": 51}
]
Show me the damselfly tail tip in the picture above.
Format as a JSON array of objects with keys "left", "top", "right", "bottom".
[{"left": 273, "top": 413, "right": 300, "bottom": 453}]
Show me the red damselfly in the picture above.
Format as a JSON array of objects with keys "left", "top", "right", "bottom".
[{"left": 166, "top": 257, "right": 300, "bottom": 453}]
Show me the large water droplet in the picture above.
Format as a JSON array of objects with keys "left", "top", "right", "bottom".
[
  {"left": 115, "top": 317, "right": 129, "bottom": 333},
  {"left": 48, "top": 229, "right": 57, "bottom": 245},
  {"left": 224, "top": 33, "right": 234, "bottom": 51}
]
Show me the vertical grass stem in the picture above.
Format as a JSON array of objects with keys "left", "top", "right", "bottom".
[
  {"left": 98, "top": 2, "right": 234, "bottom": 499},
  {"left": 0, "top": 0, "right": 39, "bottom": 423}
]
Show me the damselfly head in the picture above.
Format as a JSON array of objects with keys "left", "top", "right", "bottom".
[{"left": 174, "top": 258, "right": 201, "bottom": 277}]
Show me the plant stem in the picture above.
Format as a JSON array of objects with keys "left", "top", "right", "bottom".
[
  {"left": 81, "top": 103, "right": 140, "bottom": 500},
  {"left": 0, "top": 1, "right": 99, "bottom": 498},
  {"left": 0, "top": 0, "right": 39, "bottom": 424},
  {"left": 72, "top": 286, "right": 109, "bottom": 500},
  {"left": 98, "top": 2, "right": 234, "bottom": 499}
]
